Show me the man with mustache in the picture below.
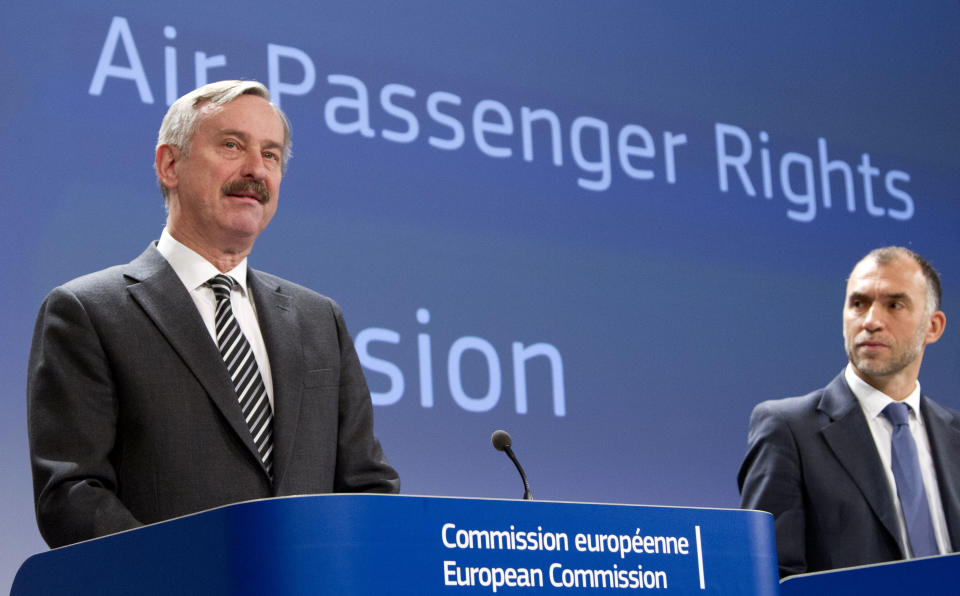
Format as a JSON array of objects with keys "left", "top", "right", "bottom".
[
  {"left": 27, "top": 80, "right": 399, "bottom": 548},
  {"left": 738, "top": 246, "right": 960, "bottom": 577}
]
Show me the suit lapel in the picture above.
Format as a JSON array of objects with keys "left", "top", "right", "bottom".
[
  {"left": 123, "top": 244, "right": 267, "bottom": 471},
  {"left": 248, "top": 270, "right": 302, "bottom": 491},
  {"left": 921, "top": 396, "right": 960, "bottom": 546},
  {"left": 818, "top": 374, "right": 905, "bottom": 555}
]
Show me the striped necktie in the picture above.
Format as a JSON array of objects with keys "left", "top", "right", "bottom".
[
  {"left": 882, "top": 401, "right": 938, "bottom": 557},
  {"left": 208, "top": 274, "right": 274, "bottom": 480}
]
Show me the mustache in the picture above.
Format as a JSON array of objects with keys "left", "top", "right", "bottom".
[{"left": 221, "top": 179, "right": 270, "bottom": 203}]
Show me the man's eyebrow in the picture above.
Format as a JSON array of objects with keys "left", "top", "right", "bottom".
[
  {"left": 218, "top": 128, "right": 248, "bottom": 139},
  {"left": 847, "top": 291, "right": 912, "bottom": 303},
  {"left": 219, "top": 129, "right": 283, "bottom": 149}
]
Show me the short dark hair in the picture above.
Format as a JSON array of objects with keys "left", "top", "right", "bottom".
[{"left": 862, "top": 246, "right": 942, "bottom": 313}]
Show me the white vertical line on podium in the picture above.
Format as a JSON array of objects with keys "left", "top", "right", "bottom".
[{"left": 695, "top": 525, "right": 705, "bottom": 590}]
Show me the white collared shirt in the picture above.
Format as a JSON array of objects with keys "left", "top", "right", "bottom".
[
  {"left": 845, "top": 363, "right": 951, "bottom": 556},
  {"left": 156, "top": 228, "right": 274, "bottom": 407}
]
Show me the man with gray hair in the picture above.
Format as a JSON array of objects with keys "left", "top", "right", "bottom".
[
  {"left": 27, "top": 80, "right": 399, "bottom": 548},
  {"left": 738, "top": 246, "right": 960, "bottom": 577}
]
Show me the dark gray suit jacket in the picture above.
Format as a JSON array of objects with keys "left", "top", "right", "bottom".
[
  {"left": 738, "top": 373, "right": 960, "bottom": 577},
  {"left": 28, "top": 244, "right": 399, "bottom": 548}
]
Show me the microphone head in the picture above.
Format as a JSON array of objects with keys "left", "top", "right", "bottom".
[{"left": 491, "top": 429, "right": 512, "bottom": 451}]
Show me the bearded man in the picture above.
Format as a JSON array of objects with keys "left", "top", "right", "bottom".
[{"left": 738, "top": 246, "right": 960, "bottom": 577}]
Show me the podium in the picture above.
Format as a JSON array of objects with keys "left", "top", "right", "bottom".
[
  {"left": 780, "top": 551, "right": 960, "bottom": 596},
  {"left": 13, "top": 495, "right": 778, "bottom": 595}
]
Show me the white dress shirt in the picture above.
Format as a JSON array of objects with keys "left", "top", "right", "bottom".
[
  {"left": 156, "top": 228, "right": 275, "bottom": 407},
  {"left": 846, "top": 363, "right": 951, "bottom": 556}
]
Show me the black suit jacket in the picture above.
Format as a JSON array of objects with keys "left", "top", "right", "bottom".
[
  {"left": 738, "top": 373, "right": 960, "bottom": 577},
  {"left": 27, "top": 244, "right": 399, "bottom": 548}
]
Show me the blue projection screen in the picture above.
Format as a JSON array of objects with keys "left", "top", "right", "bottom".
[{"left": 3, "top": 2, "right": 960, "bottom": 590}]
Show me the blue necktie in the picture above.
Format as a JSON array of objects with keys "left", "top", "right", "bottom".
[{"left": 882, "top": 402, "right": 938, "bottom": 557}]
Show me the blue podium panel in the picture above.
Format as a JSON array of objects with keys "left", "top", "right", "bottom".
[
  {"left": 13, "top": 495, "right": 777, "bottom": 595},
  {"left": 780, "top": 552, "right": 960, "bottom": 596}
]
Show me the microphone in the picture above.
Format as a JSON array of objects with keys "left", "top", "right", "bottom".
[{"left": 491, "top": 429, "right": 532, "bottom": 500}]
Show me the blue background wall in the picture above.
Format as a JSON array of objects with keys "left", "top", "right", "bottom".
[{"left": 3, "top": 2, "right": 959, "bottom": 590}]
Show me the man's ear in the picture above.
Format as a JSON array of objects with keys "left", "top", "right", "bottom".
[
  {"left": 155, "top": 145, "right": 179, "bottom": 190},
  {"left": 925, "top": 310, "right": 946, "bottom": 346}
]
